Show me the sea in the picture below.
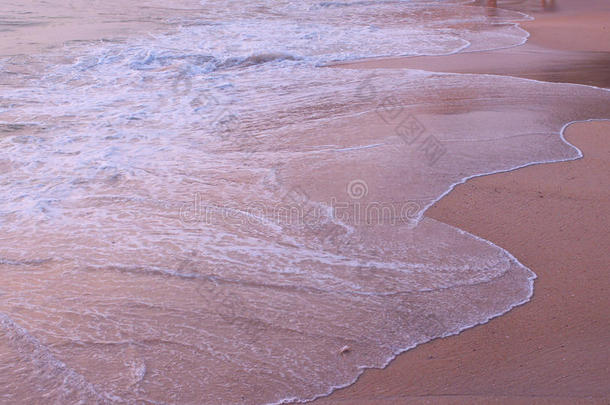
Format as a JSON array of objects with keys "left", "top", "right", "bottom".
[{"left": 1, "top": 0, "right": 609, "bottom": 404}]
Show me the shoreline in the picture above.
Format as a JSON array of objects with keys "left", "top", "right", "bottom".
[
  {"left": 334, "top": 7, "right": 610, "bottom": 88},
  {"left": 1, "top": 1, "right": 608, "bottom": 403},
  {"left": 314, "top": 2, "right": 610, "bottom": 404},
  {"left": 313, "top": 120, "right": 610, "bottom": 405}
]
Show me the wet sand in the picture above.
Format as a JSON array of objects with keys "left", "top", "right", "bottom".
[
  {"left": 336, "top": 4, "right": 610, "bottom": 87},
  {"left": 316, "top": 2, "right": 610, "bottom": 404},
  {"left": 2, "top": 1, "right": 608, "bottom": 403},
  {"left": 315, "top": 120, "right": 610, "bottom": 404}
]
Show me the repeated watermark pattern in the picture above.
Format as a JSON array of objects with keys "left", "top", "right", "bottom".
[
  {"left": 167, "top": 69, "right": 268, "bottom": 162},
  {"left": 168, "top": 70, "right": 242, "bottom": 139},
  {"left": 356, "top": 75, "right": 447, "bottom": 166},
  {"left": 180, "top": 180, "right": 420, "bottom": 228},
  {"left": 346, "top": 179, "right": 368, "bottom": 200},
  {"left": 176, "top": 178, "right": 435, "bottom": 344},
  {"left": 68, "top": 0, "right": 105, "bottom": 10},
  {"left": 175, "top": 252, "right": 264, "bottom": 344},
  {"left": 169, "top": 74, "right": 447, "bottom": 344},
  {"left": 386, "top": 306, "right": 449, "bottom": 340}
]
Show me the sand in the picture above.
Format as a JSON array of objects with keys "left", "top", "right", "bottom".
[
  {"left": 315, "top": 2, "right": 610, "bottom": 404},
  {"left": 315, "top": 120, "right": 610, "bottom": 405},
  {"left": 336, "top": 6, "right": 610, "bottom": 88},
  {"left": 2, "top": 1, "right": 608, "bottom": 403}
]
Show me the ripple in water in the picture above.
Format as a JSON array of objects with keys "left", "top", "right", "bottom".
[{"left": 1, "top": 1, "right": 609, "bottom": 404}]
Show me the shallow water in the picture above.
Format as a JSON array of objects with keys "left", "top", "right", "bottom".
[{"left": 1, "top": 1, "right": 609, "bottom": 404}]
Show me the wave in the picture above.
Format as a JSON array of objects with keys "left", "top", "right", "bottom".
[{"left": 1, "top": 0, "right": 609, "bottom": 404}]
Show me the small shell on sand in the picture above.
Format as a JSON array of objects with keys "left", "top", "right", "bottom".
[{"left": 339, "top": 345, "right": 351, "bottom": 355}]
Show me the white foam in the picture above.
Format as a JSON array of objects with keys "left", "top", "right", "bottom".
[{"left": 1, "top": 1, "right": 609, "bottom": 404}]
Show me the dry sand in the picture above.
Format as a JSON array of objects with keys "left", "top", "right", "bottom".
[
  {"left": 336, "top": 4, "right": 610, "bottom": 88},
  {"left": 3, "top": 1, "right": 608, "bottom": 403},
  {"left": 316, "top": 120, "right": 610, "bottom": 405},
  {"left": 316, "top": 1, "right": 610, "bottom": 404}
]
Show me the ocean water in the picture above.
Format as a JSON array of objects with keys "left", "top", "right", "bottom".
[{"left": 1, "top": 0, "right": 609, "bottom": 404}]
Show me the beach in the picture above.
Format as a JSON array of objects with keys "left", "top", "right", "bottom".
[
  {"left": 316, "top": 120, "right": 610, "bottom": 405},
  {"left": 0, "top": 1, "right": 608, "bottom": 404},
  {"left": 317, "top": 1, "right": 610, "bottom": 404}
]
